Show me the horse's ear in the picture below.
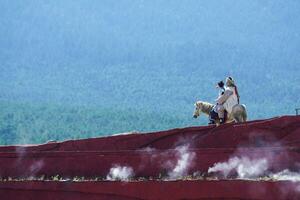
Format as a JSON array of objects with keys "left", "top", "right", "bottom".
[{"left": 195, "top": 101, "right": 202, "bottom": 107}]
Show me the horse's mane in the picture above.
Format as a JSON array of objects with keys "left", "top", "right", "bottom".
[{"left": 197, "top": 101, "right": 214, "bottom": 115}]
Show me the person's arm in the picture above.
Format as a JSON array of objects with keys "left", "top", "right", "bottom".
[{"left": 216, "top": 90, "right": 233, "bottom": 104}]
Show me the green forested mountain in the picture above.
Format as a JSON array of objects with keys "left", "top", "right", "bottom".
[
  {"left": 0, "top": 61, "right": 299, "bottom": 145},
  {"left": 0, "top": 0, "right": 299, "bottom": 144},
  {"left": 0, "top": 102, "right": 200, "bottom": 145}
]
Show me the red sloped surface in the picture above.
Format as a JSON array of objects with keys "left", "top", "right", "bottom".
[
  {"left": 0, "top": 116, "right": 299, "bottom": 178},
  {"left": 0, "top": 115, "right": 300, "bottom": 199},
  {"left": 0, "top": 180, "right": 300, "bottom": 200},
  {"left": 0, "top": 115, "right": 298, "bottom": 152},
  {"left": 0, "top": 115, "right": 299, "bottom": 153}
]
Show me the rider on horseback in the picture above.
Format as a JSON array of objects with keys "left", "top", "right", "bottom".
[
  {"left": 223, "top": 76, "right": 240, "bottom": 112},
  {"left": 210, "top": 77, "right": 240, "bottom": 124},
  {"left": 210, "top": 81, "right": 226, "bottom": 124}
]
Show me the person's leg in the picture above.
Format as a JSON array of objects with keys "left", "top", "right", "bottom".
[
  {"left": 216, "top": 105, "right": 225, "bottom": 124},
  {"left": 209, "top": 106, "right": 218, "bottom": 124}
]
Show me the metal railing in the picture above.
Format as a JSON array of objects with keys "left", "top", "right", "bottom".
[{"left": 296, "top": 108, "right": 300, "bottom": 116}]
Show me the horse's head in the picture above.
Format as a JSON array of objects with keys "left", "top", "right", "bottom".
[{"left": 193, "top": 101, "right": 203, "bottom": 118}]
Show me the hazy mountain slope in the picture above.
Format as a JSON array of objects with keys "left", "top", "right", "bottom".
[{"left": 0, "top": 0, "right": 299, "bottom": 144}]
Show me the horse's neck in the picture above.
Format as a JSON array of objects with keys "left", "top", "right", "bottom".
[{"left": 201, "top": 103, "right": 214, "bottom": 115}]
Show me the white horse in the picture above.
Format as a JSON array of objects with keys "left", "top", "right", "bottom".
[{"left": 193, "top": 101, "right": 247, "bottom": 124}]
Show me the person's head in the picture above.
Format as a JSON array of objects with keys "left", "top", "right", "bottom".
[
  {"left": 225, "top": 76, "right": 235, "bottom": 87},
  {"left": 217, "top": 80, "right": 224, "bottom": 89}
]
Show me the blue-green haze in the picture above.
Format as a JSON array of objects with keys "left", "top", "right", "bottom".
[{"left": 0, "top": 0, "right": 299, "bottom": 144}]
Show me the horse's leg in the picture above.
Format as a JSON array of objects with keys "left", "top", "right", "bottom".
[
  {"left": 226, "top": 113, "right": 236, "bottom": 123},
  {"left": 236, "top": 115, "right": 242, "bottom": 123},
  {"left": 234, "top": 112, "right": 246, "bottom": 123}
]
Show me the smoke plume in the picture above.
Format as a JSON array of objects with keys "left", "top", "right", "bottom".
[
  {"left": 271, "top": 169, "right": 300, "bottom": 182},
  {"left": 168, "top": 145, "right": 195, "bottom": 179},
  {"left": 29, "top": 160, "right": 44, "bottom": 175},
  {"left": 106, "top": 165, "right": 134, "bottom": 181},
  {"left": 208, "top": 156, "right": 268, "bottom": 178}
]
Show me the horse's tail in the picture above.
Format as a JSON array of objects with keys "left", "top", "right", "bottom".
[
  {"left": 241, "top": 104, "right": 247, "bottom": 122},
  {"left": 232, "top": 104, "right": 247, "bottom": 123}
]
